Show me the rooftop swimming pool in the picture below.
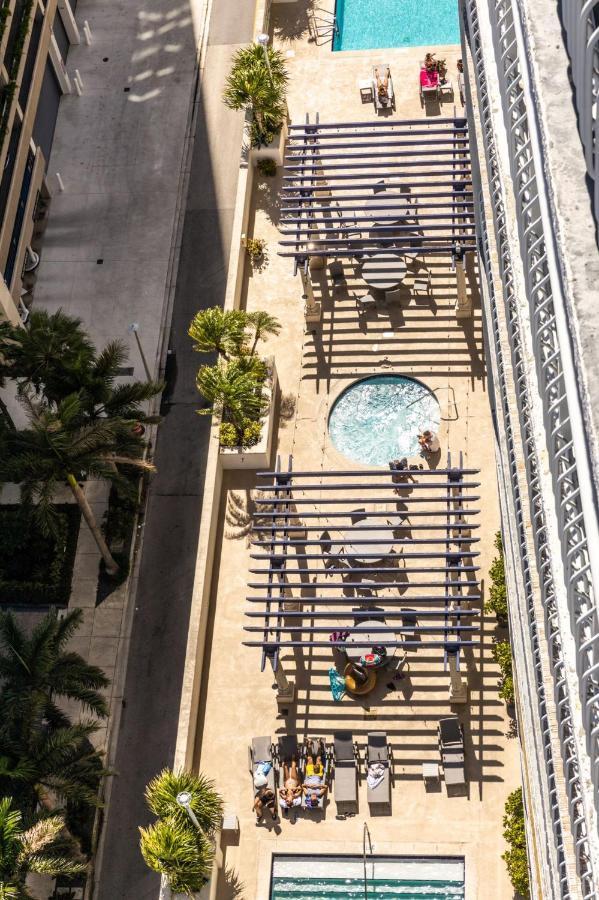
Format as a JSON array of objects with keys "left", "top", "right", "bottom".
[
  {"left": 328, "top": 375, "right": 440, "bottom": 467},
  {"left": 333, "top": 0, "right": 461, "bottom": 51},
  {"left": 271, "top": 855, "right": 465, "bottom": 898}
]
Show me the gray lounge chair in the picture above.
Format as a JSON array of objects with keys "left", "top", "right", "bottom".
[
  {"left": 302, "top": 738, "right": 330, "bottom": 811},
  {"left": 365, "top": 732, "right": 391, "bottom": 809},
  {"left": 333, "top": 731, "right": 358, "bottom": 808},
  {"left": 438, "top": 717, "right": 465, "bottom": 786},
  {"left": 372, "top": 65, "right": 395, "bottom": 112},
  {"left": 249, "top": 735, "right": 276, "bottom": 794}
]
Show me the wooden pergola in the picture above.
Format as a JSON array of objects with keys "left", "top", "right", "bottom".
[
  {"left": 278, "top": 116, "right": 475, "bottom": 263},
  {"left": 244, "top": 456, "right": 481, "bottom": 700}
]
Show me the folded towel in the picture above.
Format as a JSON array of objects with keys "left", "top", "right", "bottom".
[
  {"left": 420, "top": 68, "right": 439, "bottom": 88},
  {"left": 367, "top": 762, "right": 386, "bottom": 789}
]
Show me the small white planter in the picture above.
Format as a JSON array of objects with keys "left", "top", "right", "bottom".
[
  {"left": 250, "top": 117, "right": 288, "bottom": 167},
  {"left": 219, "top": 357, "right": 278, "bottom": 470}
]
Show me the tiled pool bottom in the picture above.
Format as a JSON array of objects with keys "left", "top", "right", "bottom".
[
  {"left": 333, "top": 0, "right": 460, "bottom": 50},
  {"left": 271, "top": 855, "right": 465, "bottom": 898}
]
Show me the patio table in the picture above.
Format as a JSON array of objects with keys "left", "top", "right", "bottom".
[
  {"left": 364, "top": 194, "right": 411, "bottom": 226},
  {"left": 361, "top": 253, "right": 407, "bottom": 291},
  {"left": 345, "top": 620, "right": 397, "bottom": 663},
  {"left": 343, "top": 516, "right": 395, "bottom": 563}
]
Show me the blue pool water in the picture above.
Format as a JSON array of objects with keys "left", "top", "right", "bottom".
[
  {"left": 271, "top": 855, "right": 465, "bottom": 899},
  {"left": 328, "top": 375, "right": 440, "bottom": 467},
  {"left": 333, "top": 0, "right": 461, "bottom": 50}
]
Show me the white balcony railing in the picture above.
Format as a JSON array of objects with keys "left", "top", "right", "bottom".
[{"left": 462, "top": 0, "right": 599, "bottom": 895}]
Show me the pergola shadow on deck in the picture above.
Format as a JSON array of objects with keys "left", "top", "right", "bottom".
[{"left": 243, "top": 457, "right": 504, "bottom": 788}]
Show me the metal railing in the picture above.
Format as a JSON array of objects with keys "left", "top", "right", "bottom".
[
  {"left": 463, "top": 0, "right": 599, "bottom": 894},
  {"left": 561, "top": 0, "right": 599, "bottom": 220}
]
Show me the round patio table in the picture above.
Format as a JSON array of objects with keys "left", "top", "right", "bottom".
[
  {"left": 345, "top": 620, "right": 397, "bottom": 663},
  {"left": 361, "top": 253, "right": 407, "bottom": 292},
  {"left": 364, "top": 194, "right": 411, "bottom": 226},
  {"left": 343, "top": 516, "right": 395, "bottom": 563}
]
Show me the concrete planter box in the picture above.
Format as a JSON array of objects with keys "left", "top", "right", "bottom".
[
  {"left": 250, "top": 117, "right": 288, "bottom": 167},
  {"left": 219, "top": 357, "right": 278, "bottom": 470}
]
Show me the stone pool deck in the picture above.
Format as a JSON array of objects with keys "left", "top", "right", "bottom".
[{"left": 190, "top": 6, "right": 520, "bottom": 899}]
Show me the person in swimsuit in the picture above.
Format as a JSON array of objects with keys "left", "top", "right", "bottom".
[
  {"left": 278, "top": 758, "right": 302, "bottom": 810},
  {"left": 302, "top": 751, "right": 328, "bottom": 806},
  {"left": 253, "top": 773, "right": 277, "bottom": 822},
  {"left": 374, "top": 67, "right": 391, "bottom": 103}
]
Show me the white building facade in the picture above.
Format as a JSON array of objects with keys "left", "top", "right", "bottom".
[{"left": 461, "top": 0, "right": 599, "bottom": 896}]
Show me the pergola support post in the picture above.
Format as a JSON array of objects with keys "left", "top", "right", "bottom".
[
  {"left": 447, "top": 649, "right": 468, "bottom": 703},
  {"left": 268, "top": 651, "right": 296, "bottom": 706},
  {"left": 455, "top": 257, "right": 472, "bottom": 319},
  {"left": 299, "top": 261, "right": 321, "bottom": 323}
]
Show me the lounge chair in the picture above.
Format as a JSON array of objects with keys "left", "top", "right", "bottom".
[
  {"left": 333, "top": 731, "right": 359, "bottom": 808},
  {"left": 249, "top": 736, "right": 276, "bottom": 794},
  {"left": 302, "top": 738, "right": 330, "bottom": 811},
  {"left": 277, "top": 734, "right": 303, "bottom": 814},
  {"left": 365, "top": 732, "right": 392, "bottom": 809},
  {"left": 438, "top": 716, "right": 465, "bottom": 786},
  {"left": 372, "top": 65, "right": 395, "bottom": 112},
  {"left": 419, "top": 66, "right": 439, "bottom": 103}
]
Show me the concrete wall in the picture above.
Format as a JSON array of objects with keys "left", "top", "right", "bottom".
[{"left": 173, "top": 3, "right": 269, "bottom": 774}]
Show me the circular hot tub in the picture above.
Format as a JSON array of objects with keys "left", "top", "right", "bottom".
[{"left": 328, "top": 375, "right": 440, "bottom": 467}]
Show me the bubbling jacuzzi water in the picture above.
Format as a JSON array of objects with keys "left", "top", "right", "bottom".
[{"left": 328, "top": 375, "right": 440, "bottom": 467}]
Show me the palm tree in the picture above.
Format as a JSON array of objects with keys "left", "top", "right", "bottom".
[
  {"left": 0, "top": 799, "right": 85, "bottom": 899},
  {"left": 0, "top": 609, "right": 110, "bottom": 813},
  {"left": 247, "top": 310, "right": 281, "bottom": 355},
  {"left": 60, "top": 340, "right": 163, "bottom": 426},
  {"left": 139, "top": 816, "right": 213, "bottom": 895},
  {"left": 145, "top": 769, "right": 223, "bottom": 839},
  {"left": 0, "top": 321, "right": 17, "bottom": 432},
  {"left": 0, "top": 309, "right": 94, "bottom": 404},
  {"left": 188, "top": 308, "right": 247, "bottom": 361},
  {"left": 2, "top": 395, "right": 154, "bottom": 574},
  {"left": 223, "top": 44, "right": 288, "bottom": 145},
  {"left": 0, "top": 609, "right": 109, "bottom": 729},
  {"left": 196, "top": 359, "right": 268, "bottom": 433}
]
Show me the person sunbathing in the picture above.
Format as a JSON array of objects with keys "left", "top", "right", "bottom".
[
  {"left": 374, "top": 67, "right": 391, "bottom": 103},
  {"left": 253, "top": 773, "right": 277, "bottom": 822},
  {"left": 420, "top": 67, "right": 439, "bottom": 88},
  {"left": 278, "top": 758, "right": 302, "bottom": 810},
  {"left": 302, "top": 752, "right": 328, "bottom": 806}
]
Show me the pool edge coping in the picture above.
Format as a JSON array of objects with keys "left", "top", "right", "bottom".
[{"left": 256, "top": 839, "right": 478, "bottom": 900}]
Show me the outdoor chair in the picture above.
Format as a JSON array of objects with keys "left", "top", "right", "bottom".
[
  {"left": 372, "top": 65, "right": 395, "bottom": 112},
  {"left": 333, "top": 731, "right": 359, "bottom": 808},
  {"left": 249, "top": 735, "right": 277, "bottom": 793},
  {"left": 458, "top": 71, "right": 465, "bottom": 106},
  {"left": 419, "top": 65, "right": 439, "bottom": 103},
  {"left": 365, "top": 732, "right": 392, "bottom": 809},
  {"left": 277, "top": 734, "right": 303, "bottom": 814},
  {"left": 438, "top": 716, "right": 466, "bottom": 786},
  {"left": 302, "top": 737, "right": 330, "bottom": 811},
  {"left": 372, "top": 180, "right": 387, "bottom": 194},
  {"left": 329, "top": 260, "right": 345, "bottom": 293},
  {"left": 350, "top": 508, "right": 367, "bottom": 524},
  {"left": 387, "top": 652, "right": 408, "bottom": 678},
  {"left": 411, "top": 269, "right": 432, "bottom": 299},
  {"left": 356, "top": 293, "right": 377, "bottom": 314}
]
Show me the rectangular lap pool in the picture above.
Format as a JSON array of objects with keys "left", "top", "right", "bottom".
[
  {"left": 271, "top": 855, "right": 465, "bottom": 898},
  {"left": 333, "top": 0, "right": 461, "bottom": 50}
]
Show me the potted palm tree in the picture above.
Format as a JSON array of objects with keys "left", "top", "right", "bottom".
[
  {"left": 189, "top": 308, "right": 280, "bottom": 469},
  {"left": 139, "top": 768, "right": 223, "bottom": 898},
  {"left": 222, "top": 42, "right": 289, "bottom": 165}
]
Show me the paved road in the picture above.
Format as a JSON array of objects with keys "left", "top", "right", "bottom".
[{"left": 94, "top": 2, "right": 255, "bottom": 897}]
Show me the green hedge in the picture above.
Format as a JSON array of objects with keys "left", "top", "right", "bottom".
[
  {"left": 0, "top": 505, "right": 81, "bottom": 607},
  {"left": 485, "top": 531, "right": 508, "bottom": 622},
  {"left": 502, "top": 788, "right": 530, "bottom": 897}
]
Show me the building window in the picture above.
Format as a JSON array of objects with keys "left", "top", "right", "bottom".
[{"left": 4, "top": 148, "right": 34, "bottom": 287}]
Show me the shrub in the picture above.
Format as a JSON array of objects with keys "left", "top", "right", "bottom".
[
  {"left": 219, "top": 422, "right": 239, "bottom": 448},
  {"left": 257, "top": 158, "right": 277, "bottom": 176},
  {"left": 502, "top": 788, "right": 530, "bottom": 897},
  {"left": 486, "top": 531, "right": 508, "bottom": 622},
  {"left": 242, "top": 420, "right": 262, "bottom": 447},
  {"left": 0, "top": 505, "right": 80, "bottom": 606},
  {"left": 223, "top": 44, "right": 288, "bottom": 148},
  {"left": 245, "top": 237, "right": 266, "bottom": 261},
  {"left": 492, "top": 639, "right": 514, "bottom": 705}
]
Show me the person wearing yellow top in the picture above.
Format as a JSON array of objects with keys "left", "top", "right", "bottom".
[{"left": 306, "top": 759, "right": 324, "bottom": 777}]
